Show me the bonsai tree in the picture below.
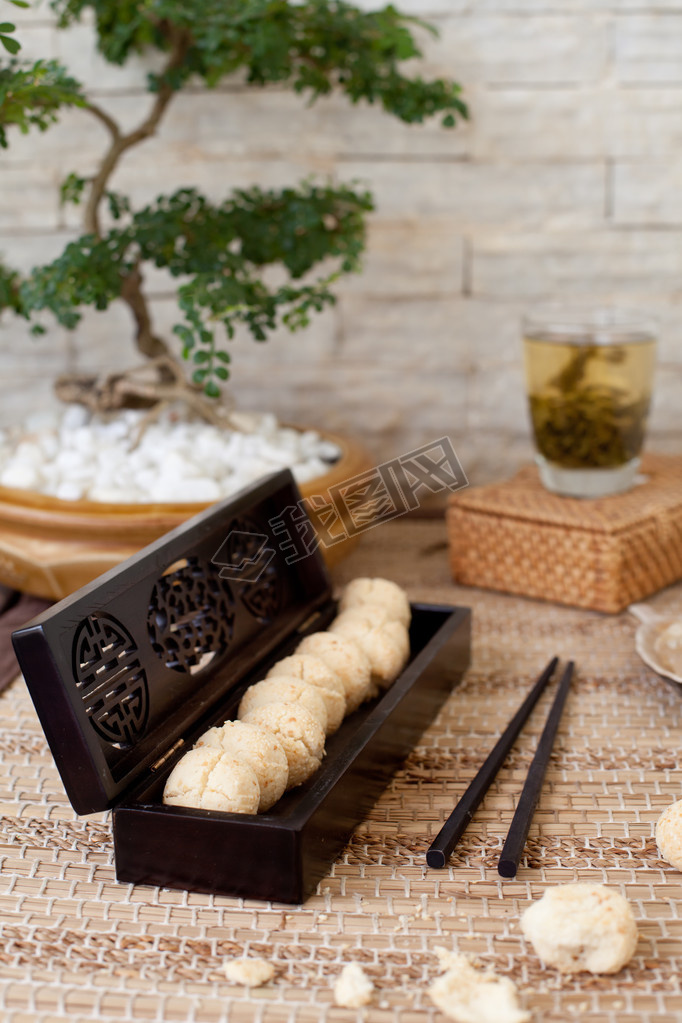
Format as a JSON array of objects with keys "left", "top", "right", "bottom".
[{"left": 1, "top": 1, "right": 467, "bottom": 422}]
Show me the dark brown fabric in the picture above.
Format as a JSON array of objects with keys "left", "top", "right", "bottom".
[{"left": 0, "top": 592, "right": 51, "bottom": 693}]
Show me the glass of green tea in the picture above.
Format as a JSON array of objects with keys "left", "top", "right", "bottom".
[{"left": 523, "top": 307, "right": 657, "bottom": 498}]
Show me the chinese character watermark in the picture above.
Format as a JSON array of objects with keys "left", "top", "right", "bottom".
[
  {"left": 211, "top": 529, "right": 276, "bottom": 583},
  {"left": 212, "top": 436, "right": 467, "bottom": 581}
]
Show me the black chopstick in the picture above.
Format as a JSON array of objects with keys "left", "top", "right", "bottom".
[
  {"left": 497, "top": 660, "right": 574, "bottom": 879},
  {"left": 426, "top": 656, "right": 559, "bottom": 869}
]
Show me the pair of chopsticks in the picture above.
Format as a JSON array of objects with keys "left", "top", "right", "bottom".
[{"left": 426, "top": 656, "right": 574, "bottom": 878}]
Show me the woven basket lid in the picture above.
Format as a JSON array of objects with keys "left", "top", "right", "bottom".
[{"left": 448, "top": 454, "right": 682, "bottom": 534}]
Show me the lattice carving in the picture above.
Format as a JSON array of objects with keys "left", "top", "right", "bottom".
[
  {"left": 72, "top": 613, "right": 149, "bottom": 748},
  {"left": 227, "top": 516, "right": 281, "bottom": 622},
  {"left": 147, "top": 556, "right": 235, "bottom": 674}
]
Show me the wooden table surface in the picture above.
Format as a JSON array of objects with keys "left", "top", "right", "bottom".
[{"left": 1, "top": 517, "right": 682, "bottom": 1022}]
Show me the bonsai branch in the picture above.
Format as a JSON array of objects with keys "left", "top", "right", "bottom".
[
  {"left": 83, "top": 26, "right": 190, "bottom": 238},
  {"left": 84, "top": 100, "right": 120, "bottom": 144},
  {"left": 75, "top": 24, "right": 192, "bottom": 394}
]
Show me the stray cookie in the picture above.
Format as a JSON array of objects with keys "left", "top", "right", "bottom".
[
  {"left": 330, "top": 610, "right": 410, "bottom": 690},
  {"left": 163, "top": 747, "right": 260, "bottom": 814},
  {"left": 656, "top": 799, "right": 682, "bottom": 869},
  {"left": 333, "top": 962, "right": 374, "bottom": 1008},
  {"left": 338, "top": 577, "right": 411, "bottom": 628},
  {"left": 194, "top": 720, "right": 288, "bottom": 812},
  {"left": 267, "top": 654, "right": 346, "bottom": 733},
  {"left": 654, "top": 621, "right": 682, "bottom": 676},
  {"left": 225, "top": 956, "right": 274, "bottom": 987},
  {"left": 237, "top": 676, "right": 328, "bottom": 733},
  {"left": 520, "top": 883, "right": 638, "bottom": 974},
  {"left": 429, "top": 951, "right": 529, "bottom": 1023},
  {"left": 297, "top": 631, "right": 372, "bottom": 713},
  {"left": 241, "top": 702, "right": 325, "bottom": 788}
]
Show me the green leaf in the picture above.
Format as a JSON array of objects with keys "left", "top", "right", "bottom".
[
  {"left": 214, "top": 365, "right": 229, "bottom": 380},
  {"left": 7, "top": 2, "right": 31, "bottom": 9},
  {"left": 60, "top": 171, "right": 86, "bottom": 206},
  {"left": 0, "top": 257, "right": 25, "bottom": 316},
  {"left": 204, "top": 379, "right": 221, "bottom": 399},
  {"left": 106, "top": 189, "right": 131, "bottom": 220},
  {"left": 0, "top": 59, "right": 85, "bottom": 139},
  {"left": 192, "top": 368, "right": 208, "bottom": 384},
  {"left": 172, "top": 323, "right": 194, "bottom": 346},
  {"left": 0, "top": 23, "right": 17, "bottom": 33},
  {"left": 48, "top": 0, "right": 466, "bottom": 125},
  {"left": 0, "top": 35, "right": 20, "bottom": 54},
  {"left": 192, "top": 349, "right": 210, "bottom": 363}
]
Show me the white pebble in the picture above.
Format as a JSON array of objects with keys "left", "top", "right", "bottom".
[
  {"left": 293, "top": 458, "right": 331, "bottom": 484},
  {"left": 318, "top": 440, "right": 342, "bottom": 461},
  {"left": 87, "top": 486, "right": 134, "bottom": 502},
  {"left": 55, "top": 480, "right": 85, "bottom": 501},
  {"left": 1, "top": 462, "right": 39, "bottom": 489},
  {"left": 159, "top": 451, "right": 202, "bottom": 479},
  {"left": 37, "top": 434, "right": 59, "bottom": 459},
  {"left": 69, "top": 426, "right": 98, "bottom": 455},
  {"left": 0, "top": 407, "right": 339, "bottom": 503},
  {"left": 14, "top": 441, "right": 45, "bottom": 466},
  {"left": 147, "top": 477, "right": 192, "bottom": 502},
  {"left": 182, "top": 477, "right": 221, "bottom": 502},
  {"left": 61, "top": 405, "right": 90, "bottom": 430},
  {"left": 55, "top": 449, "right": 91, "bottom": 474},
  {"left": 101, "top": 418, "right": 130, "bottom": 441},
  {"left": 260, "top": 412, "right": 278, "bottom": 434}
]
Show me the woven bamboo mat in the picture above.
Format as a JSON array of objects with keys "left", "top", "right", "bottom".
[{"left": 2, "top": 519, "right": 682, "bottom": 1022}]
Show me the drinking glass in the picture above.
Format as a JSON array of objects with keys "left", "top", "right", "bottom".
[{"left": 522, "top": 306, "right": 657, "bottom": 498}]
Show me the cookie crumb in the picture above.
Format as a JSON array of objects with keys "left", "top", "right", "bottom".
[
  {"left": 225, "top": 957, "right": 275, "bottom": 987},
  {"left": 429, "top": 952, "right": 529, "bottom": 1023},
  {"left": 334, "top": 962, "right": 374, "bottom": 1008}
]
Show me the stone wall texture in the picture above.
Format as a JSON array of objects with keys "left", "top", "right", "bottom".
[{"left": 2, "top": 1, "right": 682, "bottom": 483}]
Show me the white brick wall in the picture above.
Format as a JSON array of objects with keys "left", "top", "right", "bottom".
[{"left": 2, "top": 2, "right": 682, "bottom": 483}]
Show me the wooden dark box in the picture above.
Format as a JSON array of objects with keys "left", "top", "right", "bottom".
[{"left": 12, "top": 470, "right": 471, "bottom": 904}]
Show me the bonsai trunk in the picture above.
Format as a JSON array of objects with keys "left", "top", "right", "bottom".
[{"left": 54, "top": 25, "right": 225, "bottom": 424}]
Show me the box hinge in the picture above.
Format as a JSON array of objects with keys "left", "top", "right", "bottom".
[
  {"left": 296, "top": 609, "right": 324, "bottom": 634},
  {"left": 150, "top": 738, "right": 185, "bottom": 773}
]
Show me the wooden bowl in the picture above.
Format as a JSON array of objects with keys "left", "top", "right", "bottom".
[{"left": 0, "top": 429, "right": 372, "bottom": 599}]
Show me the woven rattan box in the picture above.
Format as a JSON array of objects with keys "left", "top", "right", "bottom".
[{"left": 447, "top": 453, "right": 682, "bottom": 614}]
